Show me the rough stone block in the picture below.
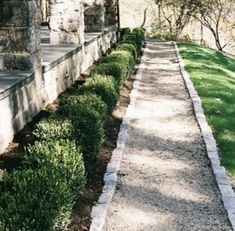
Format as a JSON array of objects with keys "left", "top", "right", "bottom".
[
  {"left": 98, "top": 192, "right": 113, "bottom": 204},
  {"left": 227, "top": 209, "right": 235, "bottom": 227},
  {"left": 102, "top": 181, "right": 116, "bottom": 194},
  {"left": 213, "top": 165, "right": 226, "bottom": 175},
  {"left": 49, "top": 1, "right": 84, "bottom": 44},
  {"left": 120, "top": 122, "right": 129, "bottom": 131},
  {"left": 107, "top": 160, "right": 120, "bottom": 173},
  {"left": 222, "top": 196, "right": 235, "bottom": 210},
  {"left": 91, "top": 203, "right": 108, "bottom": 218},
  {"left": 215, "top": 173, "right": 231, "bottom": 186},
  {"left": 208, "top": 151, "right": 219, "bottom": 160},
  {"left": 104, "top": 172, "right": 117, "bottom": 183},
  {"left": 210, "top": 158, "right": 220, "bottom": 166},
  {"left": 218, "top": 184, "right": 235, "bottom": 198},
  {"left": 89, "top": 218, "right": 105, "bottom": 231}
]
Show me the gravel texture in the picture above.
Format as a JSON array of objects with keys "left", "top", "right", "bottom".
[{"left": 102, "top": 41, "right": 232, "bottom": 231}]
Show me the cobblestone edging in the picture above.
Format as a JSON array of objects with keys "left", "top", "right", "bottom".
[
  {"left": 174, "top": 42, "right": 235, "bottom": 230},
  {"left": 89, "top": 50, "right": 147, "bottom": 231}
]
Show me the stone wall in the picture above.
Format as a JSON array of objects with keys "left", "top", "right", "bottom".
[
  {"left": 0, "top": 0, "right": 42, "bottom": 71},
  {"left": 49, "top": 0, "right": 85, "bottom": 44},
  {"left": 0, "top": 27, "right": 117, "bottom": 154},
  {"left": 104, "top": 0, "right": 118, "bottom": 26},
  {"left": 84, "top": 0, "right": 105, "bottom": 32},
  {"left": 0, "top": 0, "right": 118, "bottom": 154}
]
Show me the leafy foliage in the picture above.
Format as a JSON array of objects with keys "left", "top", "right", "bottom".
[
  {"left": 0, "top": 140, "right": 85, "bottom": 231},
  {"left": 58, "top": 101, "right": 106, "bottom": 172},
  {"left": 0, "top": 26, "right": 145, "bottom": 230},
  {"left": 116, "top": 43, "right": 137, "bottom": 60},
  {"left": 121, "top": 28, "right": 145, "bottom": 53},
  {"left": 91, "top": 63, "right": 126, "bottom": 88},
  {"left": 154, "top": 0, "right": 235, "bottom": 50},
  {"left": 83, "top": 74, "right": 118, "bottom": 114},
  {"left": 34, "top": 115, "right": 75, "bottom": 141},
  {"left": 98, "top": 50, "right": 134, "bottom": 73}
]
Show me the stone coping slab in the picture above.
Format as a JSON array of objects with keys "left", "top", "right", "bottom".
[
  {"left": 42, "top": 44, "right": 81, "bottom": 72},
  {"left": 0, "top": 71, "right": 34, "bottom": 100}
]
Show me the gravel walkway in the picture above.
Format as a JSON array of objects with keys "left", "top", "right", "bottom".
[{"left": 103, "top": 41, "right": 232, "bottom": 231}]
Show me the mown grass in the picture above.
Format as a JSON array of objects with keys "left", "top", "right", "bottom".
[{"left": 179, "top": 43, "right": 235, "bottom": 175}]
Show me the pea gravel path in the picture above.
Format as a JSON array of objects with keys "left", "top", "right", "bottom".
[{"left": 103, "top": 41, "right": 232, "bottom": 231}]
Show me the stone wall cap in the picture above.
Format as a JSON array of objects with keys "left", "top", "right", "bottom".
[
  {"left": 0, "top": 71, "right": 34, "bottom": 100},
  {"left": 42, "top": 44, "right": 82, "bottom": 73}
]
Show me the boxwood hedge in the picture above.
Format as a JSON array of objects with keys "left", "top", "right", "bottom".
[{"left": 0, "top": 26, "right": 145, "bottom": 231}]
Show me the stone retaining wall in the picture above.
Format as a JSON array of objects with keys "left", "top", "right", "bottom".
[{"left": 0, "top": 26, "right": 117, "bottom": 154}]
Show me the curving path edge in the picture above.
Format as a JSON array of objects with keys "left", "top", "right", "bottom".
[{"left": 89, "top": 41, "right": 235, "bottom": 231}]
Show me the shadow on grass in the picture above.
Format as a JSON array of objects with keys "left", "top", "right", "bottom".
[{"left": 179, "top": 43, "right": 235, "bottom": 175}]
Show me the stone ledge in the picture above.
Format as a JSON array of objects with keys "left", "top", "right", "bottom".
[
  {"left": 0, "top": 26, "right": 117, "bottom": 101},
  {"left": 0, "top": 71, "right": 34, "bottom": 100},
  {"left": 42, "top": 26, "right": 116, "bottom": 73},
  {"left": 42, "top": 44, "right": 82, "bottom": 73}
]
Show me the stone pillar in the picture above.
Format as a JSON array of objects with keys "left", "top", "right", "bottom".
[
  {"left": 104, "top": 0, "right": 118, "bottom": 26},
  {"left": 84, "top": 0, "right": 105, "bottom": 32},
  {"left": 49, "top": 0, "right": 85, "bottom": 45},
  {"left": 40, "top": 0, "right": 49, "bottom": 23},
  {"left": 0, "top": 0, "right": 42, "bottom": 71}
]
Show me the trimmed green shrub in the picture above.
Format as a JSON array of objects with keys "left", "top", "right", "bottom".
[
  {"left": 33, "top": 115, "right": 75, "bottom": 141},
  {"left": 109, "top": 50, "right": 135, "bottom": 71},
  {"left": 121, "top": 38, "right": 138, "bottom": 52},
  {"left": 0, "top": 168, "right": 76, "bottom": 231},
  {"left": 0, "top": 140, "right": 85, "bottom": 230},
  {"left": 23, "top": 140, "right": 86, "bottom": 190},
  {"left": 83, "top": 74, "right": 118, "bottom": 114},
  {"left": 97, "top": 51, "right": 134, "bottom": 74},
  {"left": 120, "top": 27, "right": 131, "bottom": 39},
  {"left": 60, "top": 93, "right": 108, "bottom": 122},
  {"left": 122, "top": 34, "right": 142, "bottom": 51},
  {"left": 59, "top": 88, "right": 81, "bottom": 106},
  {"left": 132, "top": 27, "right": 145, "bottom": 41},
  {"left": 122, "top": 27, "right": 145, "bottom": 53},
  {"left": 91, "top": 63, "right": 125, "bottom": 89},
  {"left": 116, "top": 43, "right": 137, "bottom": 60},
  {"left": 58, "top": 103, "right": 105, "bottom": 173}
]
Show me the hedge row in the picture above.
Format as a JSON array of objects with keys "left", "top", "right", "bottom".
[
  {"left": 121, "top": 27, "right": 145, "bottom": 53},
  {"left": 0, "top": 27, "right": 145, "bottom": 231}
]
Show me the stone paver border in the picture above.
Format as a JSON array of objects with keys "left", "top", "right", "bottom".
[
  {"left": 89, "top": 49, "right": 147, "bottom": 231},
  {"left": 174, "top": 42, "right": 235, "bottom": 230}
]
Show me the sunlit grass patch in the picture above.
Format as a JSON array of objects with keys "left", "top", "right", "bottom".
[{"left": 179, "top": 43, "right": 235, "bottom": 175}]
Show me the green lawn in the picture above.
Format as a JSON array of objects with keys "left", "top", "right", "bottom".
[{"left": 179, "top": 43, "right": 235, "bottom": 176}]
